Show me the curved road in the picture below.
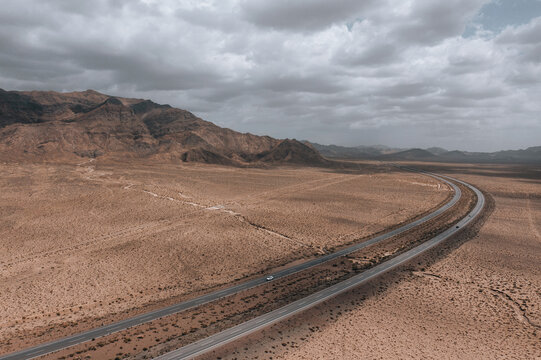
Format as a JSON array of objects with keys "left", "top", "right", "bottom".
[
  {"left": 156, "top": 171, "right": 485, "bottom": 360},
  {"left": 0, "top": 167, "right": 467, "bottom": 360}
]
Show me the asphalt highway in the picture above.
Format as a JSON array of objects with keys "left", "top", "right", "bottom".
[
  {"left": 0, "top": 167, "right": 464, "bottom": 360},
  {"left": 156, "top": 172, "right": 484, "bottom": 359}
]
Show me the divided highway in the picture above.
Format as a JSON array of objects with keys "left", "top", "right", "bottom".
[
  {"left": 0, "top": 167, "right": 475, "bottom": 360},
  {"left": 156, "top": 172, "right": 485, "bottom": 360}
]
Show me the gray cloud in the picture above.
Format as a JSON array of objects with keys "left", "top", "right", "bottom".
[
  {"left": 240, "top": 0, "right": 376, "bottom": 31},
  {"left": 335, "top": 40, "right": 399, "bottom": 67},
  {"left": 0, "top": 0, "right": 540, "bottom": 151},
  {"left": 390, "top": 0, "right": 487, "bottom": 45}
]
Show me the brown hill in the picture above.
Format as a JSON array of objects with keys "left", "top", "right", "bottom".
[
  {"left": 0, "top": 89, "right": 326, "bottom": 166},
  {"left": 256, "top": 139, "right": 329, "bottom": 165}
]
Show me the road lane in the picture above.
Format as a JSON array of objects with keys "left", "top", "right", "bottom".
[{"left": 155, "top": 172, "right": 484, "bottom": 360}]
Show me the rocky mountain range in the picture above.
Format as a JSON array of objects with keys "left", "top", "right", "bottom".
[
  {"left": 308, "top": 142, "right": 541, "bottom": 164},
  {"left": 0, "top": 89, "right": 326, "bottom": 166},
  {"left": 1, "top": 89, "right": 537, "bottom": 166}
]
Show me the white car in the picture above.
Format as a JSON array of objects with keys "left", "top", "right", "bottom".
[{"left": 266, "top": 275, "right": 274, "bottom": 281}]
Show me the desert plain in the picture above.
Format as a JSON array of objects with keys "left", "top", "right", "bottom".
[
  {"left": 0, "top": 159, "right": 539, "bottom": 359},
  {"left": 0, "top": 159, "right": 450, "bottom": 355}
]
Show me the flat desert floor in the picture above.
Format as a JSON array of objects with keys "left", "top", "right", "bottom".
[
  {"left": 0, "top": 160, "right": 450, "bottom": 352},
  {"left": 212, "top": 163, "right": 541, "bottom": 360}
]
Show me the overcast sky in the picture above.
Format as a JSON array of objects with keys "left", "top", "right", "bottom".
[{"left": 1, "top": 0, "right": 540, "bottom": 151}]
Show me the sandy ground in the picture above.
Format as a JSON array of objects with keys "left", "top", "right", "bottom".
[
  {"left": 37, "top": 179, "right": 468, "bottom": 360},
  {"left": 211, "top": 163, "right": 541, "bottom": 360},
  {"left": 0, "top": 160, "right": 449, "bottom": 353}
]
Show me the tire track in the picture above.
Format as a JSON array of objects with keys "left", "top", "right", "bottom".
[
  {"left": 490, "top": 288, "right": 541, "bottom": 329},
  {"left": 526, "top": 198, "right": 541, "bottom": 242}
]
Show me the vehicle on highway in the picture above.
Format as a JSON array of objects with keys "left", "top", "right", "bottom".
[{"left": 266, "top": 276, "right": 274, "bottom": 281}]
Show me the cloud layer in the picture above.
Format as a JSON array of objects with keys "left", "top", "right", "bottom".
[{"left": 1, "top": 0, "right": 540, "bottom": 151}]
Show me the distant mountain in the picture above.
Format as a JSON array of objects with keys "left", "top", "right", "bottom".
[
  {"left": 308, "top": 142, "right": 405, "bottom": 159},
  {"left": 0, "top": 89, "right": 326, "bottom": 166},
  {"left": 437, "top": 147, "right": 541, "bottom": 164},
  {"left": 426, "top": 147, "right": 449, "bottom": 156},
  {"left": 306, "top": 141, "right": 541, "bottom": 164},
  {"left": 379, "top": 148, "right": 435, "bottom": 161}
]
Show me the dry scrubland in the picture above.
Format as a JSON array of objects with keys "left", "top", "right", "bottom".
[
  {"left": 0, "top": 160, "right": 450, "bottom": 352},
  {"left": 213, "top": 163, "right": 541, "bottom": 360}
]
